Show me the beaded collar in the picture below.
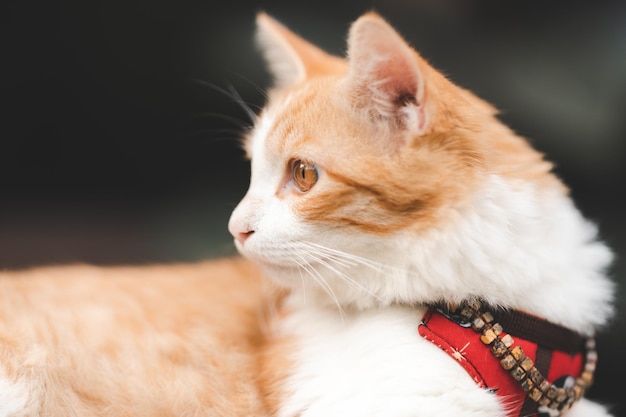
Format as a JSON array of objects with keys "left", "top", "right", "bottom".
[{"left": 418, "top": 300, "right": 596, "bottom": 417}]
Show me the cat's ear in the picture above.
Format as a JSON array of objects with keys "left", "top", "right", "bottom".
[
  {"left": 256, "top": 12, "right": 345, "bottom": 88},
  {"left": 346, "top": 13, "right": 428, "bottom": 135}
]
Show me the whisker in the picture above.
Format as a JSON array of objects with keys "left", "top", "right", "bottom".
[
  {"left": 303, "top": 263, "right": 345, "bottom": 318},
  {"left": 226, "top": 84, "right": 259, "bottom": 123},
  {"left": 190, "top": 112, "right": 251, "bottom": 127},
  {"left": 314, "top": 251, "right": 358, "bottom": 269},
  {"left": 191, "top": 79, "right": 259, "bottom": 123},
  {"left": 282, "top": 246, "right": 308, "bottom": 304},
  {"left": 305, "top": 249, "right": 385, "bottom": 302},
  {"left": 181, "top": 128, "right": 247, "bottom": 139},
  {"left": 297, "top": 262, "right": 306, "bottom": 304},
  {"left": 305, "top": 241, "right": 413, "bottom": 277},
  {"left": 228, "top": 71, "right": 269, "bottom": 101},
  {"left": 285, "top": 243, "right": 345, "bottom": 318}
]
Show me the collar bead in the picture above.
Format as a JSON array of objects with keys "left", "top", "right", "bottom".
[{"left": 434, "top": 300, "right": 596, "bottom": 414}]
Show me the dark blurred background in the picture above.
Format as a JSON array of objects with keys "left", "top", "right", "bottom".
[{"left": 1, "top": 0, "right": 624, "bottom": 414}]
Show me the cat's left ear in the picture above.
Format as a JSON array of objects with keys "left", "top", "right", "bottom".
[
  {"left": 256, "top": 12, "right": 345, "bottom": 88},
  {"left": 346, "top": 13, "right": 429, "bottom": 136}
]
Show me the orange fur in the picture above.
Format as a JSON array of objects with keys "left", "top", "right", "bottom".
[
  {"left": 0, "top": 259, "right": 271, "bottom": 416},
  {"left": 0, "top": 11, "right": 590, "bottom": 417},
  {"left": 257, "top": 303, "right": 295, "bottom": 416},
  {"left": 247, "top": 13, "right": 563, "bottom": 238}
]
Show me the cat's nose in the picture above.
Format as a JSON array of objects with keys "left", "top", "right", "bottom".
[
  {"left": 236, "top": 230, "right": 254, "bottom": 245},
  {"left": 236, "top": 230, "right": 255, "bottom": 245},
  {"left": 228, "top": 212, "right": 255, "bottom": 246},
  {"left": 229, "top": 195, "right": 261, "bottom": 246}
]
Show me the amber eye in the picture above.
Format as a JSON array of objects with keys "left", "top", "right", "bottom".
[{"left": 292, "top": 159, "right": 318, "bottom": 192}]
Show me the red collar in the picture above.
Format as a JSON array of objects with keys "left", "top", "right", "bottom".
[{"left": 418, "top": 301, "right": 595, "bottom": 417}]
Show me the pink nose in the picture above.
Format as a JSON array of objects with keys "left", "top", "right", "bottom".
[
  {"left": 228, "top": 215, "right": 255, "bottom": 246},
  {"left": 236, "top": 230, "right": 255, "bottom": 245}
]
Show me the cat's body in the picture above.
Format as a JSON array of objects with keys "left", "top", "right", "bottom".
[
  {"left": 0, "top": 259, "right": 270, "bottom": 417},
  {"left": 0, "top": 11, "right": 615, "bottom": 417}
]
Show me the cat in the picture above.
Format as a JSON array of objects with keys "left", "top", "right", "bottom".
[
  {"left": 0, "top": 11, "right": 615, "bottom": 417},
  {"left": 227, "top": 11, "right": 616, "bottom": 417}
]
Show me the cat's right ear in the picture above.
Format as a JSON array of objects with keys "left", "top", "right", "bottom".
[{"left": 256, "top": 12, "right": 345, "bottom": 88}]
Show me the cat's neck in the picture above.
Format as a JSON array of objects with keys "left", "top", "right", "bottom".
[{"left": 284, "top": 175, "right": 613, "bottom": 336}]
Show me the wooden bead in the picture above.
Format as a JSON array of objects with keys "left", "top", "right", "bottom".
[
  {"left": 510, "top": 366, "right": 526, "bottom": 381},
  {"left": 444, "top": 301, "right": 594, "bottom": 412},
  {"left": 500, "top": 354, "right": 517, "bottom": 370},
  {"left": 480, "top": 311, "right": 494, "bottom": 324},
  {"left": 538, "top": 395, "right": 552, "bottom": 406},
  {"left": 472, "top": 317, "right": 485, "bottom": 331},
  {"left": 538, "top": 379, "right": 551, "bottom": 393},
  {"left": 501, "top": 334, "right": 514, "bottom": 347},
  {"left": 510, "top": 346, "right": 524, "bottom": 361},
  {"left": 529, "top": 368, "right": 544, "bottom": 385},
  {"left": 555, "top": 387, "right": 567, "bottom": 403},
  {"left": 528, "top": 387, "right": 543, "bottom": 402},
  {"left": 459, "top": 307, "right": 475, "bottom": 321},
  {"left": 579, "top": 370, "right": 594, "bottom": 386},
  {"left": 520, "top": 357, "right": 534, "bottom": 372},
  {"left": 490, "top": 339, "right": 508, "bottom": 358},
  {"left": 566, "top": 388, "right": 576, "bottom": 405},
  {"left": 480, "top": 329, "right": 497, "bottom": 345},
  {"left": 520, "top": 377, "right": 534, "bottom": 392},
  {"left": 587, "top": 350, "right": 598, "bottom": 363},
  {"left": 573, "top": 384, "right": 584, "bottom": 399}
]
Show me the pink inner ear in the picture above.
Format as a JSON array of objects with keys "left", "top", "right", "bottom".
[
  {"left": 348, "top": 18, "right": 424, "bottom": 120},
  {"left": 383, "top": 64, "right": 420, "bottom": 106},
  {"left": 368, "top": 37, "right": 420, "bottom": 104}
]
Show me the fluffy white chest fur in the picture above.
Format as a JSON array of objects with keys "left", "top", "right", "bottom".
[
  {"left": 274, "top": 303, "right": 611, "bottom": 417},
  {"left": 276, "top": 303, "right": 500, "bottom": 417}
]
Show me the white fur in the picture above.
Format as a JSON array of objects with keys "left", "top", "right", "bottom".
[
  {"left": 276, "top": 304, "right": 502, "bottom": 417},
  {"left": 256, "top": 15, "right": 306, "bottom": 88},
  {"left": 0, "top": 376, "right": 31, "bottom": 417},
  {"left": 228, "top": 106, "right": 615, "bottom": 416},
  {"left": 271, "top": 303, "right": 614, "bottom": 417}
]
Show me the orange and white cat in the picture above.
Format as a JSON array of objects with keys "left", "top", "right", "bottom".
[
  {"left": 0, "top": 11, "right": 615, "bottom": 417},
  {"left": 229, "top": 12, "right": 615, "bottom": 417}
]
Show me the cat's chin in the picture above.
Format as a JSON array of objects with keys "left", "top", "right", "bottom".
[
  {"left": 252, "top": 259, "right": 336, "bottom": 297},
  {"left": 255, "top": 263, "right": 305, "bottom": 289},
  {"left": 234, "top": 241, "right": 316, "bottom": 286},
  {"left": 235, "top": 249, "right": 302, "bottom": 285}
]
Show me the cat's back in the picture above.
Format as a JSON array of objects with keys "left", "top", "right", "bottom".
[{"left": 0, "top": 258, "right": 270, "bottom": 417}]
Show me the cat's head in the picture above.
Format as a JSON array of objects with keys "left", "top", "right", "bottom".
[{"left": 228, "top": 13, "right": 609, "bottom": 314}]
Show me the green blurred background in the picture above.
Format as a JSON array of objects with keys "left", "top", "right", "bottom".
[{"left": 1, "top": 0, "right": 624, "bottom": 414}]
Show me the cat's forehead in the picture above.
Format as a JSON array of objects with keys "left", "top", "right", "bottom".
[
  {"left": 247, "top": 80, "right": 354, "bottom": 161},
  {"left": 245, "top": 90, "right": 297, "bottom": 161}
]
